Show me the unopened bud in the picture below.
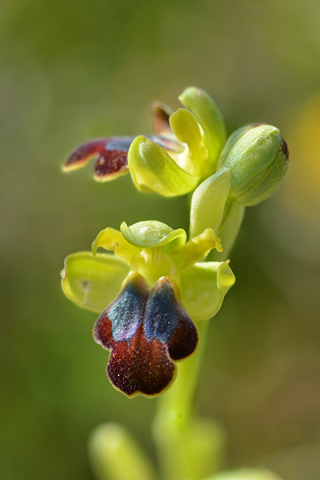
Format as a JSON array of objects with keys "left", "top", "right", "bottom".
[{"left": 223, "top": 125, "right": 289, "bottom": 206}]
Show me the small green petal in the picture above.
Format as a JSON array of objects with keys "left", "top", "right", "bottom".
[
  {"left": 169, "top": 108, "right": 209, "bottom": 177},
  {"left": 180, "top": 261, "right": 235, "bottom": 321},
  {"left": 172, "top": 229, "right": 222, "bottom": 272},
  {"left": 179, "top": 87, "right": 226, "bottom": 172},
  {"left": 61, "top": 252, "right": 129, "bottom": 313},
  {"left": 189, "top": 167, "right": 231, "bottom": 239},
  {"left": 120, "top": 221, "right": 187, "bottom": 248},
  {"left": 92, "top": 227, "right": 140, "bottom": 263},
  {"left": 128, "top": 135, "right": 199, "bottom": 197}
]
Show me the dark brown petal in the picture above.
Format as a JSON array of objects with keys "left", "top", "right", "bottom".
[
  {"left": 64, "top": 139, "right": 108, "bottom": 171},
  {"left": 93, "top": 149, "right": 128, "bottom": 181},
  {"left": 107, "top": 326, "right": 176, "bottom": 397},
  {"left": 152, "top": 102, "right": 172, "bottom": 134},
  {"left": 144, "top": 277, "right": 198, "bottom": 361}
]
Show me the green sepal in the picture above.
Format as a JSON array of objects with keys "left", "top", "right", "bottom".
[
  {"left": 205, "top": 468, "right": 283, "bottom": 480},
  {"left": 120, "top": 220, "right": 187, "bottom": 248},
  {"left": 169, "top": 108, "right": 209, "bottom": 177},
  {"left": 92, "top": 227, "right": 140, "bottom": 263},
  {"left": 179, "top": 87, "right": 226, "bottom": 173},
  {"left": 180, "top": 261, "right": 235, "bottom": 321},
  {"left": 61, "top": 252, "right": 129, "bottom": 313},
  {"left": 189, "top": 167, "right": 231, "bottom": 239},
  {"left": 89, "top": 423, "right": 157, "bottom": 480},
  {"left": 172, "top": 229, "right": 222, "bottom": 272},
  {"left": 128, "top": 135, "right": 199, "bottom": 197}
]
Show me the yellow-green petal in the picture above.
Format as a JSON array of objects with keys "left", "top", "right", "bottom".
[
  {"left": 61, "top": 252, "right": 129, "bottom": 313},
  {"left": 180, "top": 261, "right": 235, "bottom": 321},
  {"left": 172, "top": 228, "right": 222, "bottom": 272},
  {"left": 189, "top": 167, "right": 231, "bottom": 239},
  {"left": 128, "top": 135, "right": 199, "bottom": 197},
  {"left": 92, "top": 227, "right": 140, "bottom": 263},
  {"left": 179, "top": 87, "right": 226, "bottom": 172},
  {"left": 169, "top": 108, "right": 209, "bottom": 177}
]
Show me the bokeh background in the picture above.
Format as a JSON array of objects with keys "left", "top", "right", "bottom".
[{"left": 1, "top": 0, "right": 320, "bottom": 479}]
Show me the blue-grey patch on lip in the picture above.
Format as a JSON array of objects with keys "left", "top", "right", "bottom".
[
  {"left": 143, "top": 281, "right": 179, "bottom": 343},
  {"left": 105, "top": 135, "right": 183, "bottom": 153},
  {"left": 104, "top": 136, "right": 135, "bottom": 151},
  {"left": 109, "top": 281, "right": 146, "bottom": 342}
]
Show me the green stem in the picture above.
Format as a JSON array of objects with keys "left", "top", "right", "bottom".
[
  {"left": 152, "top": 322, "right": 221, "bottom": 480},
  {"left": 158, "top": 320, "right": 209, "bottom": 419}
]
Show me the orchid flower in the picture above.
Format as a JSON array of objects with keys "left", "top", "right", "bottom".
[
  {"left": 61, "top": 221, "right": 235, "bottom": 397},
  {"left": 63, "top": 87, "right": 226, "bottom": 197}
]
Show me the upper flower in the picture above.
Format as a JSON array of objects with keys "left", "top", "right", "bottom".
[
  {"left": 61, "top": 220, "right": 235, "bottom": 397},
  {"left": 62, "top": 87, "right": 226, "bottom": 197}
]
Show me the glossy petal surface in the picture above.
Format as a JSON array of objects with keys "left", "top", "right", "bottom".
[
  {"left": 128, "top": 135, "right": 199, "bottom": 197},
  {"left": 61, "top": 252, "right": 129, "bottom": 313},
  {"left": 93, "top": 275, "right": 198, "bottom": 397},
  {"left": 120, "top": 221, "right": 186, "bottom": 249}
]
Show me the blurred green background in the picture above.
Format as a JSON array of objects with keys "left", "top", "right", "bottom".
[{"left": 1, "top": 0, "right": 320, "bottom": 479}]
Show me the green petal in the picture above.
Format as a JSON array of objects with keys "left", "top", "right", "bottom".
[
  {"left": 92, "top": 227, "right": 140, "bottom": 263},
  {"left": 189, "top": 167, "right": 231, "bottom": 239},
  {"left": 128, "top": 135, "right": 199, "bottom": 197},
  {"left": 180, "top": 261, "right": 235, "bottom": 321},
  {"left": 169, "top": 108, "right": 209, "bottom": 177},
  {"left": 179, "top": 87, "right": 226, "bottom": 172},
  {"left": 120, "top": 220, "right": 187, "bottom": 248},
  {"left": 172, "top": 229, "right": 222, "bottom": 271},
  {"left": 61, "top": 252, "right": 129, "bottom": 313}
]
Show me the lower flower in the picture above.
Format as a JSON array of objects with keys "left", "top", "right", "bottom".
[
  {"left": 61, "top": 220, "right": 235, "bottom": 398},
  {"left": 94, "top": 274, "right": 198, "bottom": 397}
]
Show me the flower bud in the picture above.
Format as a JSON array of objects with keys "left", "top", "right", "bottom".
[
  {"left": 88, "top": 423, "right": 157, "bottom": 480},
  {"left": 223, "top": 125, "right": 289, "bottom": 206}
]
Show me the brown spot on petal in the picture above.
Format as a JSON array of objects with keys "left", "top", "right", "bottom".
[
  {"left": 280, "top": 137, "right": 289, "bottom": 162},
  {"left": 93, "top": 149, "right": 129, "bottom": 181}
]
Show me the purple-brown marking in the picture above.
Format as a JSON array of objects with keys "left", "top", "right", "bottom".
[{"left": 93, "top": 275, "right": 198, "bottom": 397}]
